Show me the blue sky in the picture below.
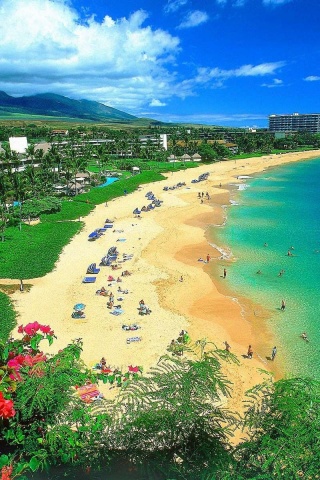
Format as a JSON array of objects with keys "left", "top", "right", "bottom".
[{"left": 0, "top": 0, "right": 319, "bottom": 127}]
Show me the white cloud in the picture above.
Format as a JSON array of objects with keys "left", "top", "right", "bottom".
[
  {"left": 190, "top": 62, "right": 285, "bottom": 84},
  {"left": 164, "top": 0, "right": 188, "bottom": 14},
  {"left": 261, "top": 78, "right": 284, "bottom": 87},
  {"left": 0, "top": 0, "right": 181, "bottom": 111},
  {"left": 304, "top": 75, "right": 320, "bottom": 82},
  {"left": 149, "top": 99, "right": 167, "bottom": 107},
  {"left": 178, "top": 10, "right": 209, "bottom": 29}
]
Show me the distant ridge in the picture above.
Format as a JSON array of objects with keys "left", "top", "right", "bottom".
[{"left": 0, "top": 91, "right": 138, "bottom": 122}]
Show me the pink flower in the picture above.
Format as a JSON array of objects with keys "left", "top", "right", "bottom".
[
  {"left": 40, "top": 325, "right": 51, "bottom": 334},
  {"left": 23, "top": 321, "right": 41, "bottom": 336},
  {"left": 128, "top": 365, "right": 140, "bottom": 373},
  {"left": 17, "top": 325, "right": 24, "bottom": 334}
]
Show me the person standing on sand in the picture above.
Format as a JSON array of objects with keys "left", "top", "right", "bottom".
[
  {"left": 223, "top": 268, "right": 227, "bottom": 278},
  {"left": 207, "top": 254, "right": 210, "bottom": 263},
  {"left": 224, "top": 341, "right": 231, "bottom": 352},
  {"left": 281, "top": 299, "right": 286, "bottom": 311},
  {"left": 19, "top": 279, "right": 24, "bottom": 293},
  {"left": 271, "top": 346, "right": 277, "bottom": 360},
  {"left": 247, "top": 345, "right": 253, "bottom": 359}
]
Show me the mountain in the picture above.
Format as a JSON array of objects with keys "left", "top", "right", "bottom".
[{"left": 0, "top": 91, "right": 138, "bottom": 122}]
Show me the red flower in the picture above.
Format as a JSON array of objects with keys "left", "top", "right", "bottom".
[
  {"left": 0, "top": 392, "right": 15, "bottom": 419},
  {"left": 128, "top": 365, "right": 140, "bottom": 373},
  {"left": 17, "top": 324, "right": 24, "bottom": 333},
  {"left": 1, "top": 465, "right": 13, "bottom": 480}
]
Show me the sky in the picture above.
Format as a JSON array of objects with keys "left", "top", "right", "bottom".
[{"left": 0, "top": 0, "right": 320, "bottom": 127}]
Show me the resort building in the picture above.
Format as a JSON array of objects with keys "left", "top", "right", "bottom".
[{"left": 269, "top": 113, "right": 320, "bottom": 133}]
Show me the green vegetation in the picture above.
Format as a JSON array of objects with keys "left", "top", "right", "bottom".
[
  {"left": 0, "top": 222, "right": 82, "bottom": 279},
  {"left": 0, "top": 331, "right": 319, "bottom": 480},
  {"left": 0, "top": 292, "right": 16, "bottom": 340},
  {"left": 40, "top": 201, "right": 94, "bottom": 222}
]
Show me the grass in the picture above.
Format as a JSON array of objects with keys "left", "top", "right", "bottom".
[
  {"left": 0, "top": 221, "right": 82, "bottom": 279},
  {"left": 0, "top": 292, "right": 16, "bottom": 340},
  {"left": 41, "top": 200, "right": 95, "bottom": 222}
]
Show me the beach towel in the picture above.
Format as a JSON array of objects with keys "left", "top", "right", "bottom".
[
  {"left": 117, "top": 238, "right": 126, "bottom": 242},
  {"left": 77, "top": 383, "right": 102, "bottom": 403},
  {"left": 82, "top": 277, "right": 97, "bottom": 283},
  {"left": 126, "top": 336, "right": 142, "bottom": 344},
  {"left": 110, "top": 308, "right": 124, "bottom": 316}
]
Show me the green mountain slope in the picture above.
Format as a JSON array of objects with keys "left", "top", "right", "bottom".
[{"left": 0, "top": 91, "right": 137, "bottom": 122}]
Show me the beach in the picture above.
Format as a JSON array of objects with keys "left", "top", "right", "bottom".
[{"left": 8, "top": 149, "right": 320, "bottom": 405}]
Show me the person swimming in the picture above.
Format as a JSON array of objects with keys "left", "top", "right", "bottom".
[{"left": 301, "top": 332, "right": 309, "bottom": 342}]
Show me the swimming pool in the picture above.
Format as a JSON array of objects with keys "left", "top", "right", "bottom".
[{"left": 98, "top": 177, "right": 119, "bottom": 188}]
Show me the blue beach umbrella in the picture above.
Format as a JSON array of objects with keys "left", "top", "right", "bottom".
[{"left": 74, "top": 303, "right": 86, "bottom": 311}]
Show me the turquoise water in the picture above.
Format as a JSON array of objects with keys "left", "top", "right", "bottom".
[
  {"left": 98, "top": 177, "right": 118, "bottom": 187},
  {"left": 216, "top": 158, "right": 320, "bottom": 378}
]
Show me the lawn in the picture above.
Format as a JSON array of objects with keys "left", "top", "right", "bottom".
[
  {"left": 0, "top": 221, "right": 82, "bottom": 279},
  {"left": 0, "top": 292, "right": 16, "bottom": 340}
]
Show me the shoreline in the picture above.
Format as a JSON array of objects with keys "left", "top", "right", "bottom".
[{"left": 8, "top": 149, "right": 320, "bottom": 405}]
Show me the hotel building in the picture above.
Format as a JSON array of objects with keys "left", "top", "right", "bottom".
[{"left": 269, "top": 113, "right": 320, "bottom": 133}]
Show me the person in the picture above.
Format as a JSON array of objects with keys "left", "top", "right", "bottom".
[
  {"left": 219, "top": 183, "right": 222, "bottom": 188},
  {"left": 278, "top": 269, "right": 285, "bottom": 277},
  {"left": 19, "top": 279, "right": 24, "bottom": 292},
  {"left": 198, "top": 192, "right": 201, "bottom": 199},
  {"left": 301, "top": 332, "right": 309, "bottom": 342},
  {"left": 281, "top": 299, "right": 286, "bottom": 311},
  {"left": 247, "top": 345, "right": 253, "bottom": 359},
  {"left": 206, "top": 254, "right": 210, "bottom": 263},
  {"left": 287, "top": 250, "right": 293, "bottom": 256},
  {"left": 264, "top": 242, "right": 268, "bottom": 247},
  {"left": 100, "top": 357, "right": 107, "bottom": 367},
  {"left": 271, "top": 346, "right": 277, "bottom": 360},
  {"left": 256, "top": 270, "right": 262, "bottom": 274},
  {"left": 223, "top": 268, "right": 227, "bottom": 278},
  {"left": 224, "top": 341, "right": 231, "bottom": 352},
  {"left": 200, "top": 198, "right": 204, "bottom": 204},
  {"left": 179, "top": 275, "right": 184, "bottom": 282}
]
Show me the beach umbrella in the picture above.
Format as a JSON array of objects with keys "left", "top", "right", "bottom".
[{"left": 74, "top": 303, "right": 86, "bottom": 311}]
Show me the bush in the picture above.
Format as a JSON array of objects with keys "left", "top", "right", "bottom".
[{"left": 20, "top": 197, "right": 62, "bottom": 219}]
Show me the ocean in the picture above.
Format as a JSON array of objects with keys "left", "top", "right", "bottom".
[{"left": 214, "top": 157, "right": 320, "bottom": 379}]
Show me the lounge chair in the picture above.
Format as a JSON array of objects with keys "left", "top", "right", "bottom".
[
  {"left": 87, "top": 263, "right": 100, "bottom": 274},
  {"left": 122, "top": 324, "right": 140, "bottom": 331},
  {"left": 126, "top": 336, "right": 142, "bottom": 344},
  {"left": 88, "top": 231, "right": 99, "bottom": 240},
  {"left": 71, "top": 311, "right": 86, "bottom": 319},
  {"left": 82, "top": 277, "right": 97, "bottom": 283},
  {"left": 117, "top": 238, "right": 126, "bottom": 242}
]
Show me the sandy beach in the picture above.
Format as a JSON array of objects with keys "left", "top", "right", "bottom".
[{"left": 7, "top": 149, "right": 320, "bottom": 405}]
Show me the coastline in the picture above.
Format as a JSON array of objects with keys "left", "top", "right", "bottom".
[{"left": 9, "top": 149, "right": 320, "bottom": 406}]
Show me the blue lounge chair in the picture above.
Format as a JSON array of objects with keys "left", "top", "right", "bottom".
[
  {"left": 87, "top": 263, "right": 100, "bottom": 274},
  {"left": 83, "top": 277, "right": 97, "bottom": 283},
  {"left": 104, "top": 224, "right": 113, "bottom": 228}
]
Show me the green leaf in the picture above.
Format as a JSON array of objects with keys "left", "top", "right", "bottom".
[
  {"left": 29, "top": 456, "right": 40, "bottom": 472},
  {"left": 0, "top": 455, "right": 9, "bottom": 468}
]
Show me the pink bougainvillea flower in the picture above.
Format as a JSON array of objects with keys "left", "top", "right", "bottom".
[
  {"left": 23, "top": 321, "right": 41, "bottom": 336},
  {"left": 40, "top": 325, "right": 51, "bottom": 334},
  {"left": 17, "top": 324, "right": 24, "bottom": 334},
  {"left": 128, "top": 365, "right": 140, "bottom": 373},
  {"left": 0, "top": 392, "right": 15, "bottom": 419}
]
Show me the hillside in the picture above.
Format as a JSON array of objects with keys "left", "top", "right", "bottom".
[{"left": 0, "top": 92, "right": 138, "bottom": 123}]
